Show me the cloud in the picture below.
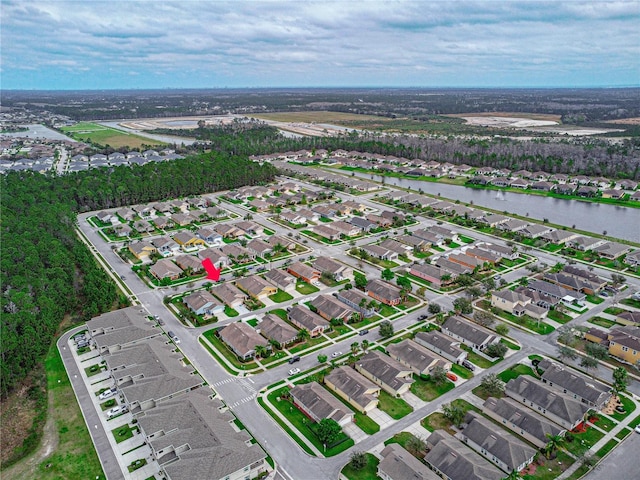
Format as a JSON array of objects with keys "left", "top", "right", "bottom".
[{"left": 1, "top": 0, "right": 638, "bottom": 89}]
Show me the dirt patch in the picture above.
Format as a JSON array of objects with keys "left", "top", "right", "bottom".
[
  {"left": 605, "top": 117, "right": 640, "bottom": 125},
  {"left": 447, "top": 112, "right": 562, "bottom": 122},
  {"left": 0, "top": 382, "right": 39, "bottom": 465},
  {"left": 251, "top": 111, "right": 384, "bottom": 124}
]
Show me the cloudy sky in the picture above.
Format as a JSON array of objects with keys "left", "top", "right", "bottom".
[{"left": 2, "top": 0, "right": 639, "bottom": 90}]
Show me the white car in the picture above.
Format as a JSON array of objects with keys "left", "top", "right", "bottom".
[
  {"left": 98, "top": 388, "right": 116, "bottom": 400},
  {"left": 173, "top": 336, "right": 180, "bottom": 344},
  {"left": 635, "top": 425, "right": 640, "bottom": 434},
  {"left": 331, "top": 351, "right": 342, "bottom": 358},
  {"left": 107, "top": 405, "right": 128, "bottom": 418},
  {"left": 288, "top": 368, "right": 300, "bottom": 376}
]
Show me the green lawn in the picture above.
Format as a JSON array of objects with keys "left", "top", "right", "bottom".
[
  {"left": 377, "top": 390, "right": 413, "bottom": 419},
  {"left": 548, "top": 309, "right": 572, "bottom": 324},
  {"left": 100, "top": 399, "right": 116, "bottom": 411},
  {"left": 459, "top": 235, "right": 475, "bottom": 244},
  {"left": 224, "top": 305, "right": 239, "bottom": 317},
  {"left": 111, "top": 424, "right": 138, "bottom": 444},
  {"left": 587, "top": 316, "right": 617, "bottom": 328},
  {"left": 497, "top": 364, "right": 536, "bottom": 383},
  {"left": 590, "top": 415, "right": 616, "bottom": 432},
  {"left": 564, "top": 425, "right": 606, "bottom": 456},
  {"left": 265, "top": 387, "right": 354, "bottom": 456},
  {"left": 421, "top": 399, "right": 478, "bottom": 434},
  {"left": 610, "top": 394, "right": 636, "bottom": 421},
  {"left": 378, "top": 304, "right": 397, "bottom": 317},
  {"left": 340, "top": 453, "right": 381, "bottom": 480},
  {"left": 84, "top": 364, "right": 104, "bottom": 377},
  {"left": 586, "top": 294, "right": 605, "bottom": 304},
  {"left": 621, "top": 298, "right": 640, "bottom": 309},
  {"left": 62, "top": 122, "right": 165, "bottom": 148},
  {"left": 615, "top": 428, "right": 632, "bottom": 440},
  {"left": 500, "top": 338, "right": 521, "bottom": 350},
  {"left": 481, "top": 301, "right": 555, "bottom": 335},
  {"left": 268, "top": 308, "right": 289, "bottom": 321},
  {"left": 201, "top": 329, "right": 259, "bottom": 370},
  {"left": 384, "top": 431, "right": 423, "bottom": 452},
  {"left": 410, "top": 376, "right": 455, "bottom": 401},
  {"left": 296, "top": 281, "right": 320, "bottom": 295},
  {"left": 451, "top": 364, "right": 473, "bottom": 379},
  {"left": 269, "top": 289, "right": 294, "bottom": 303},
  {"left": 522, "top": 451, "right": 575, "bottom": 480},
  {"left": 604, "top": 306, "right": 626, "bottom": 315},
  {"left": 460, "top": 345, "right": 497, "bottom": 369}
]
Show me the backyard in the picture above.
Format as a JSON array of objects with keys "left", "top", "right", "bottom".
[
  {"left": 410, "top": 376, "right": 455, "bottom": 401},
  {"left": 377, "top": 391, "right": 413, "bottom": 419}
]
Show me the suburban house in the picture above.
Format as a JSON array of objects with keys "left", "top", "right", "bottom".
[
  {"left": 104, "top": 338, "right": 203, "bottom": 412},
  {"left": 379, "top": 239, "right": 410, "bottom": 256},
  {"left": 425, "top": 430, "right": 504, "bottom": 480},
  {"left": 528, "top": 279, "right": 585, "bottom": 304},
  {"left": 617, "top": 311, "right": 640, "bottom": 326},
  {"left": 296, "top": 208, "right": 320, "bottom": 223},
  {"left": 460, "top": 411, "right": 537, "bottom": 473},
  {"left": 211, "top": 283, "right": 246, "bottom": 308},
  {"left": 499, "top": 219, "right": 529, "bottom": 234},
  {"left": 197, "top": 247, "right": 229, "bottom": 269},
  {"left": 267, "top": 235, "right": 296, "bottom": 250},
  {"left": 414, "top": 331, "right": 467, "bottom": 364},
  {"left": 491, "top": 290, "right": 549, "bottom": 320},
  {"left": 279, "top": 211, "right": 306, "bottom": 225},
  {"left": 152, "top": 236, "right": 180, "bottom": 257},
  {"left": 86, "top": 307, "right": 162, "bottom": 353},
  {"left": 361, "top": 244, "right": 398, "bottom": 261},
  {"left": 114, "top": 224, "right": 133, "bottom": 237},
  {"left": 310, "top": 294, "right": 354, "bottom": 321},
  {"left": 505, "top": 376, "right": 590, "bottom": 430},
  {"left": 116, "top": 207, "right": 135, "bottom": 222},
  {"left": 335, "top": 289, "right": 376, "bottom": 317},
  {"left": 387, "top": 339, "right": 452, "bottom": 376},
  {"left": 220, "top": 244, "right": 255, "bottom": 263},
  {"left": 258, "top": 313, "right": 298, "bottom": 347},
  {"left": 542, "top": 266, "right": 606, "bottom": 295},
  {"left": 263, "top": 268, "right": 297, "bottom": 293},
  {"left": 288, "top": 305, "right": 330, "bottom": 337},
  {"left": 312, "top": 225, "right": 341, "bottom": 241},
  {"left": 287, "top": 262, "right": 321, "bottom": 284},
  {"left": 481, "top": 243, "right": 519, "bottom": 261},
  {"left": 214, "top": 223, "right": 245, "bottom": 239},
  {"left": 464, "top": 248, "right": 501, "bottom": 265},
  {"left": 410, "top": 263, "right": 457, "bottom": 287},
  {"left": 290, "top": 382, "right": 354, "bottom": 427},
  {"left": 246, "top": 238, "right": 273, "bottom": 258},
  {"left": 441, "top": 316, "right": 498, "bottom": 352},
  {"left": 447, "top": 253, "right": 485, "bottom": 270},
  {"left": 171, "top": 213, "right": 195, "bottom": 227},
  {"left": 133, "top": 219, "right": 154, "bottom": 233},
  {"left": 566, "top": 236, "right": 608, "bottom": 252},
  {"left": 183, "top": 290, "right": 224, "bottom": 318},
  {"left": 538, "top": 359, "right": 611, "bottom": 408},
  {"left": 173, "top": 255, "right": 204, "bottom": 274},
  {"left": 152, "top": 216, "right": 174, "bottom": 230},
  {"left": 172, "top": 232, "right": 206, "bottom": 252},
  {"left": 236, "top": 275, "right": 277, "bottom": 300},
  {"left": 132, "top": 204, "right": 156, "bottom": 218},
  {"left": 96, "top": 211, "right": 114, "bottom": 224},
  {"left": 482, "top": 396, "right": 564, "bottom": 449},
  {"left": 313, "top": 256, "right": 353, "bottom": 281},
  {"left": 377, "top": 443, "right": 440, "bottom": 480},
  {"left": 520, "top": 224, "right": 555, "bottom": 239},
  {"left": 354, "top": 350, "right": 414, "bottom": 396},
  {"left": 435, "top": 258, "right": 473, "bottom": 277},
  {"left": 330, "top": 220, "right": 361, "bottom": 237},
  {"left": 218, "top": 322, "right": 270, "bottom": 361},
  {"left": 594, "top": 242, "right": 632, "bottom": 260},
  {"left": 607, "top": 326, "right": 640, "bottom": 364},
  {"left": 128, "top": 241, "right": 157, "bottom": 261},
  {"left": 350, "top": 216, "right": 377, "bottom": 231},
  {"left": 149, "top": 259, "right": 183, "bottom": 281},
  {"left": 624, "top": 250, "right": 640, "bottom": 267},
  {"left": 365, "top": 279, "right": 402, "bottom": 306},
  {"left": 234, "top": 221, "right": 264, "bottom": 237},
  {"left": 196, "top": 227, "right": 223, "bottom": 246},
  {"left": 397, "top": 234, "right": 430, "bottom": 251},
  {"left": 324, "top": 366, "right": 380, "bottom": 413}
]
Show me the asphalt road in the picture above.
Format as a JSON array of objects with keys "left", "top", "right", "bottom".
[
  {"left": 582, "top": 430, "right": 640, "bottom": 480},
  {"left": 73, "top": 177, "right": 640, "bottom": 480}
]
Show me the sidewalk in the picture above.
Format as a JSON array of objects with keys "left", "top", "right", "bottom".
[{"left": 557, "top": 393, "right": 640, "bottom": 479}]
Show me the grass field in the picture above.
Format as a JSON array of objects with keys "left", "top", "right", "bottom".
[
  {"left": 1, "top": 341, "right": 106, "bottom": 480},
  {"left": 61, "top": 122, "right": 165, "bottom": 148}
]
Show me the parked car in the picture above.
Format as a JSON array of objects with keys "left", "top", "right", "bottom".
[
  {"left": 77, "top": 340, "right": 90, "bottom": 349},
  {"left": 462, "top": 360, "right": 476, "bottom": 371},
  {"left": 172, "top": 336, "right": 181, "bottom": 344},
  {"left": 288, "top": 355, "right": 300, "bottom": 364},
  {"left": 99, "top": 388, "right": 117, "bottom": 400},
  {"left": 635, "top": 425, "right": 640, "bottom": 434},
  {"left": 331, "top": 351, "right": 342, "bottom": 358},
  {"left": 288, "top": 368, "right": 300, "bottom": 376},
  {"left": 107, "top": 405, "right": 128, "bottom": 418},
  {"left": 359, "top": 329, "right": 369, "bottom": 336},
  {"left": 446, "top": 372, "right": 458, "bottom": 382}
]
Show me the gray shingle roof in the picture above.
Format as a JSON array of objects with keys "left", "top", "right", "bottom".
[
  {"left": 462, "top": 411, "right": 537, "bottom": 471},
  {"left": 355, "top": 350, "right": 414, "bottom": 392},
  {"left": 539, "top": 360, "right": 610, "bottom": 405},
  {"left": 379, "top": 443, "right": 440, "bottom": 480},
  {"left": 387, "top": 339, "right": 449, "bottom": 373},
  {"left": 325, "top": 366, "right": 379, "bottom": 410},
  {"left": 290, "top": 382, "right": 352, "bottom": 425},
  {"left": 442, "top": 315, "right": 496, "bottom": 347}
]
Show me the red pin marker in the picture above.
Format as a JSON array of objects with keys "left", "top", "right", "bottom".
[{"left": 202, "top": 258, "right": 221, "bottom": 281}]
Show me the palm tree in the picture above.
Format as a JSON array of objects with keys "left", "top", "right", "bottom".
[
  {"left": 254, "top": 345, "right": 267, "bottom": 359},
  {"left": 297, "top": 328, "right": 310, "bottom": 343},
  {"left": 350, "top": 342, "right": 360, "bottom": 355},
  {"left": 544, "top": 433, "right": 565, "bottom": 459},
  {"left": 361, "top": 340, "right": 370, "bottom": 353}
]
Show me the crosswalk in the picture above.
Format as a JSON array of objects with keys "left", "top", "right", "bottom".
[
  {"left": 211, "top": 377, "right": 258, "bottom": 410},
  {"left": 227, "top": 394, "right": 256, "bottom": 410}
]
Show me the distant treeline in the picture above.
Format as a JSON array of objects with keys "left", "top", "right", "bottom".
[
  {"left": 168, "top": 123, "right": 640, "bottom": 180},
  {"left": 0, "top": 149, "right": 277, "bottom": 397}
]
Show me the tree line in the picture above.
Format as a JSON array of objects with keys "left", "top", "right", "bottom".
[{"left": 0, "top": 151, "right": 277, "bottom": 397}]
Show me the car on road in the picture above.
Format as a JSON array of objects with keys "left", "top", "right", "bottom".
[
  {"left": 359, "top": 329, "right": 369, "bottom": 336},
  {"left": 600, "top": 291, "right": 610, "bottom": 297},
  {"left": 99, "top": 388, "right": 117, "bottom": 400},
  {"left": 417, "top": 314, "right": 427, "bottom": 320},
  {"left": 288, "top": 355, "right": 300, "bottom": 364},
  {"left": 288, "top": 368, "right": 300, "bottom": 376},
  {"left": 331, "top": 351, "right": 342, "bottom": 358},
  {"left": 635, "top": 425, "right": 640, "bottom": 434},
  {"left": 106, "top": 405, "right": 128, "bottom": 418},
  {"left": 120, "top": 275, "right": 126, "bottom": 280},
  {"left": 446, "top": 372, "right": 458, "bottom": 382},
  {"left": 462, "top": 360, "right": 476, "bottom": 371}
]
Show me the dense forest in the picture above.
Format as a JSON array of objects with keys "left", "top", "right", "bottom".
[
  {"left": 1, "top": 148, "right": 277, "bottom": 397},
  {"left": 168, "top": 123, "right": 640, "bottom": 179}
]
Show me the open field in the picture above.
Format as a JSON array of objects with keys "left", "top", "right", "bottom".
[
  {"left": 250, "top": 111, "right": 385, "bottom": 124},
  {"left": 61, "top": 122, "right": 166, "bottom": 148},
  {"left": 447, "top": 111, "right": 563, "bottom": 122},
  {"left": 605, "top": 117, "right": 640, "bottom": 125}
]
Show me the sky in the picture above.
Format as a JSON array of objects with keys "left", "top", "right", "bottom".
[{"left": 2, "top": 0, "right": 639, "bottom": 90}]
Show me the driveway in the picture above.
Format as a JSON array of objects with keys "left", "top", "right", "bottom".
[{"left": 367, "top": 408, "right": 395, "bottom": 430}]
